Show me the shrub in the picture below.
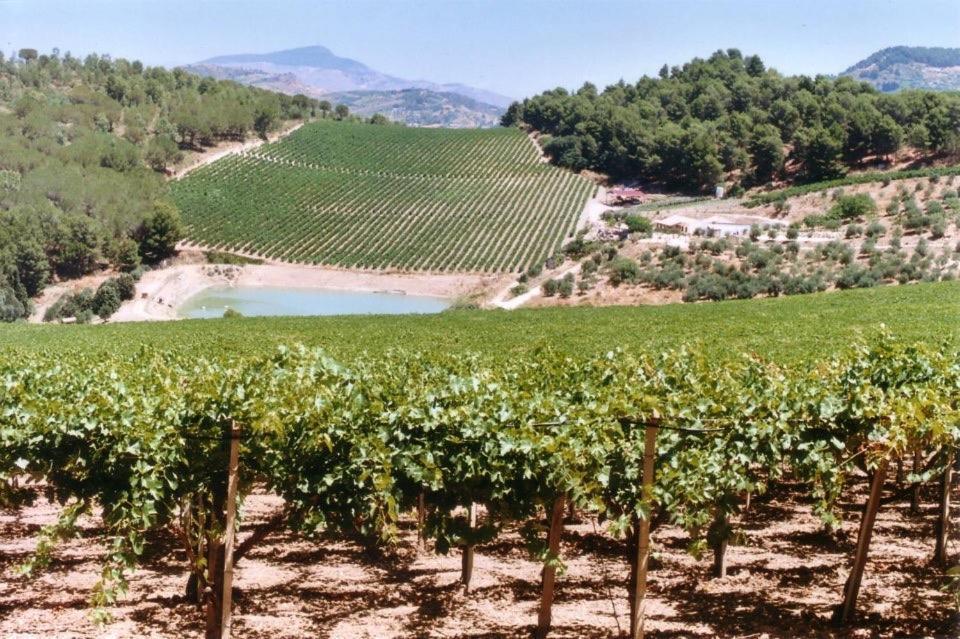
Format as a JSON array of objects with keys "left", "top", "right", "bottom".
[
  {"left": 845, "top": 224, "right": 863, "bottom": 239},
  {"left": 624, "top": 214, "right": 653, "bottom": 235},
  {"left": 44, "top": 288, "right": 95, "bottom": 322},
  {"left": 563, "top": 236, "right": 596, "bottom": 259},
  {"left": 113, "top": 237, "right": 142, "bottom": 272},
  {"left": 114, "top": 273, "right": 137, "bottom": 301},
  {"left": 448, "top": 296, "right": 481, "bottom": 310},
  {"left": 223, "top": 308, "right": 244, "bottom": 319},
  {"left": 510, "top": 283, "right": 528, "bottom": 297},
  {"left": 607, "top": 257, "right": 640, "bottom": 286},
  {"left": 865, "top": 221, "right": 886, "bottom": 238},
  {"left": 542, "top": 278, "right": 560, "bottom": 296},
  {"left": 773, "top": 194, "right": 790, "bottom": 214},
  {"left": 0, "top": 285, "right": 27, "bottom": 322},
  {"left": 786, "top": 225, "right": 799, "bottom": 239},
  {"left": 836, "top": 264, "right": 878, "bottom": 290},
  {"left": 558, "top": 277, "right": 574, "bottom": 298},
  {"left": 931, "top": 219, "right": 947, "bottom": 239},
  {"left": 526, "top": 264, "right": 543, "bottom": 278},
  {"left": 92, "top": 280, "right": 122, "bottom": 319},
  {"left": 830, "top": 194, "right": 876, "bottom": 220}
]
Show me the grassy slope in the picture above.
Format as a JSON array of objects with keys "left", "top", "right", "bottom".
[{"left": 5, "top": 282, "right": 958, "bottom": 363}]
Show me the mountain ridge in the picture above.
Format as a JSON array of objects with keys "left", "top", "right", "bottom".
[
  {"left": 188, "top": 45, "right": 511, "bottom": 128},
  {"left": 841, "top": 45, "right": 960, "bottom": 92}
]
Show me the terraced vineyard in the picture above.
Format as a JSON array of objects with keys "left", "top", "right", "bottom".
[{"left": 172, "top": 121, "right": 595, "bottom": 272}]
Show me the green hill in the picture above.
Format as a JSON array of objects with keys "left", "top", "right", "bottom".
[
  {"left": 506, "top": 49, "right": 960, "bottom": 193},
  {"left": 173, "top": 120, "right": 594, "bottom": 272},
  {"left": 0, "top": 49, "right": 319, "bottom": 322}
]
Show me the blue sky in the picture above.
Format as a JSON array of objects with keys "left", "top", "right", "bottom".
[{"left": 1, "top": 0, "right": 957, "bottom": 98}]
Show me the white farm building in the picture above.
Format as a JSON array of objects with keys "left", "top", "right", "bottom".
[{"left": 654, "top": 214, "right": 783, "bottom": 237}]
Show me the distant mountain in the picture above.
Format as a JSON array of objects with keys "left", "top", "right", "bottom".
[
  {"left": 184, "top": 45, "right": 511, "bottom": 128},
  {"left": 185, "top": 63, "right": 317, "bottom": 96},
  {"left": 842, "top": 46, "right": 960, "bottom": 92},
  {"left": 328, "top": 89, "right": 502, "bottom": 128}
]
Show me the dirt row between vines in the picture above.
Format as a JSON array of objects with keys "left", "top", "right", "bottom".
[{"left": 0, "top": 479, "right": 955, "bottom": 638}]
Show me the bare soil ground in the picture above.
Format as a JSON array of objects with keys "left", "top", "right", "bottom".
[{"left": 1, "top": 480, "right": 956, "bottom": 638}]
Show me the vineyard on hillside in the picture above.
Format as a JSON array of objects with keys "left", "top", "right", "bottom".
[
  {"left": 172, "top": 122, "right": 595, "bottom": 272},
  {"left": 2, "top": 334, "right": 958, "bottom": 636}
]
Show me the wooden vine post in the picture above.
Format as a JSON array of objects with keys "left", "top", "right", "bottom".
[
  {"left": 461, "top": 503, "right": 476, "bottom": 593},
  {"left": 629, "top": 422, "right": 658, "bottom": 639},
  {"left": 205, "top": 423, "right": 241, "bottom": 639},
  {"left": 835, "top": 456, "right": 889, "bottom": 624},
  {"left": 416, "top": 491, "right": 426, "bottom": 551},
  {"left": 535, "top": 495, "right": 567, "bottom": 639},
  {"left": 711, "top": 513, "right": 729, "bottom": 578},
  {"left": 910, "top": 448, "right": 922, "bottom": 515},
  {"left": 934, "top": 451, "right": 954, "bottom": 567}
]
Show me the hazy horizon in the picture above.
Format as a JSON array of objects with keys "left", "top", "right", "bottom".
[{"left": 1, "top": 0, "right": 958, "bottom": 99}]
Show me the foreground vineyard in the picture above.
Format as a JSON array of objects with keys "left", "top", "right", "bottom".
[
  {"left": 2, "top": 334, "right": 958, "bottom": 636},
  {"left": 172, "top": 122, "right": 595, "bottom": 272}
]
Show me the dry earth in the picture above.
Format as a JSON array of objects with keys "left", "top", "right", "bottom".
[{"left": 1, "top": 480, "right": 956, "bottom": 638}]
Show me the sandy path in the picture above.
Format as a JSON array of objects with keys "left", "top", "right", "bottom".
[
  {"left": 491, "top": 260, "right": 584, "bottom": 310},
  {"left": 111, "top": 262, "right": 495, "bottom": 322}
]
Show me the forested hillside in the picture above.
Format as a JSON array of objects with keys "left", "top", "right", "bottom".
[
  {"left": 0, "top": 49, "right": 320, "bottom": 320},
  {"left": 503, "top": 49, "right": 960, "bottom": 192}
]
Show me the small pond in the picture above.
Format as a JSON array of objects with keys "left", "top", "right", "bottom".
[{"left": 178, "top": 286, "right": 450, "bottom": 319}]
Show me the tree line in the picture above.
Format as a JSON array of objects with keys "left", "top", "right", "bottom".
[
  {"left": 502, "top": 49, "right": 960, "bottom": 192},
  {"left": 0, "top": 48, "right": 344, "bottom": 321}
]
